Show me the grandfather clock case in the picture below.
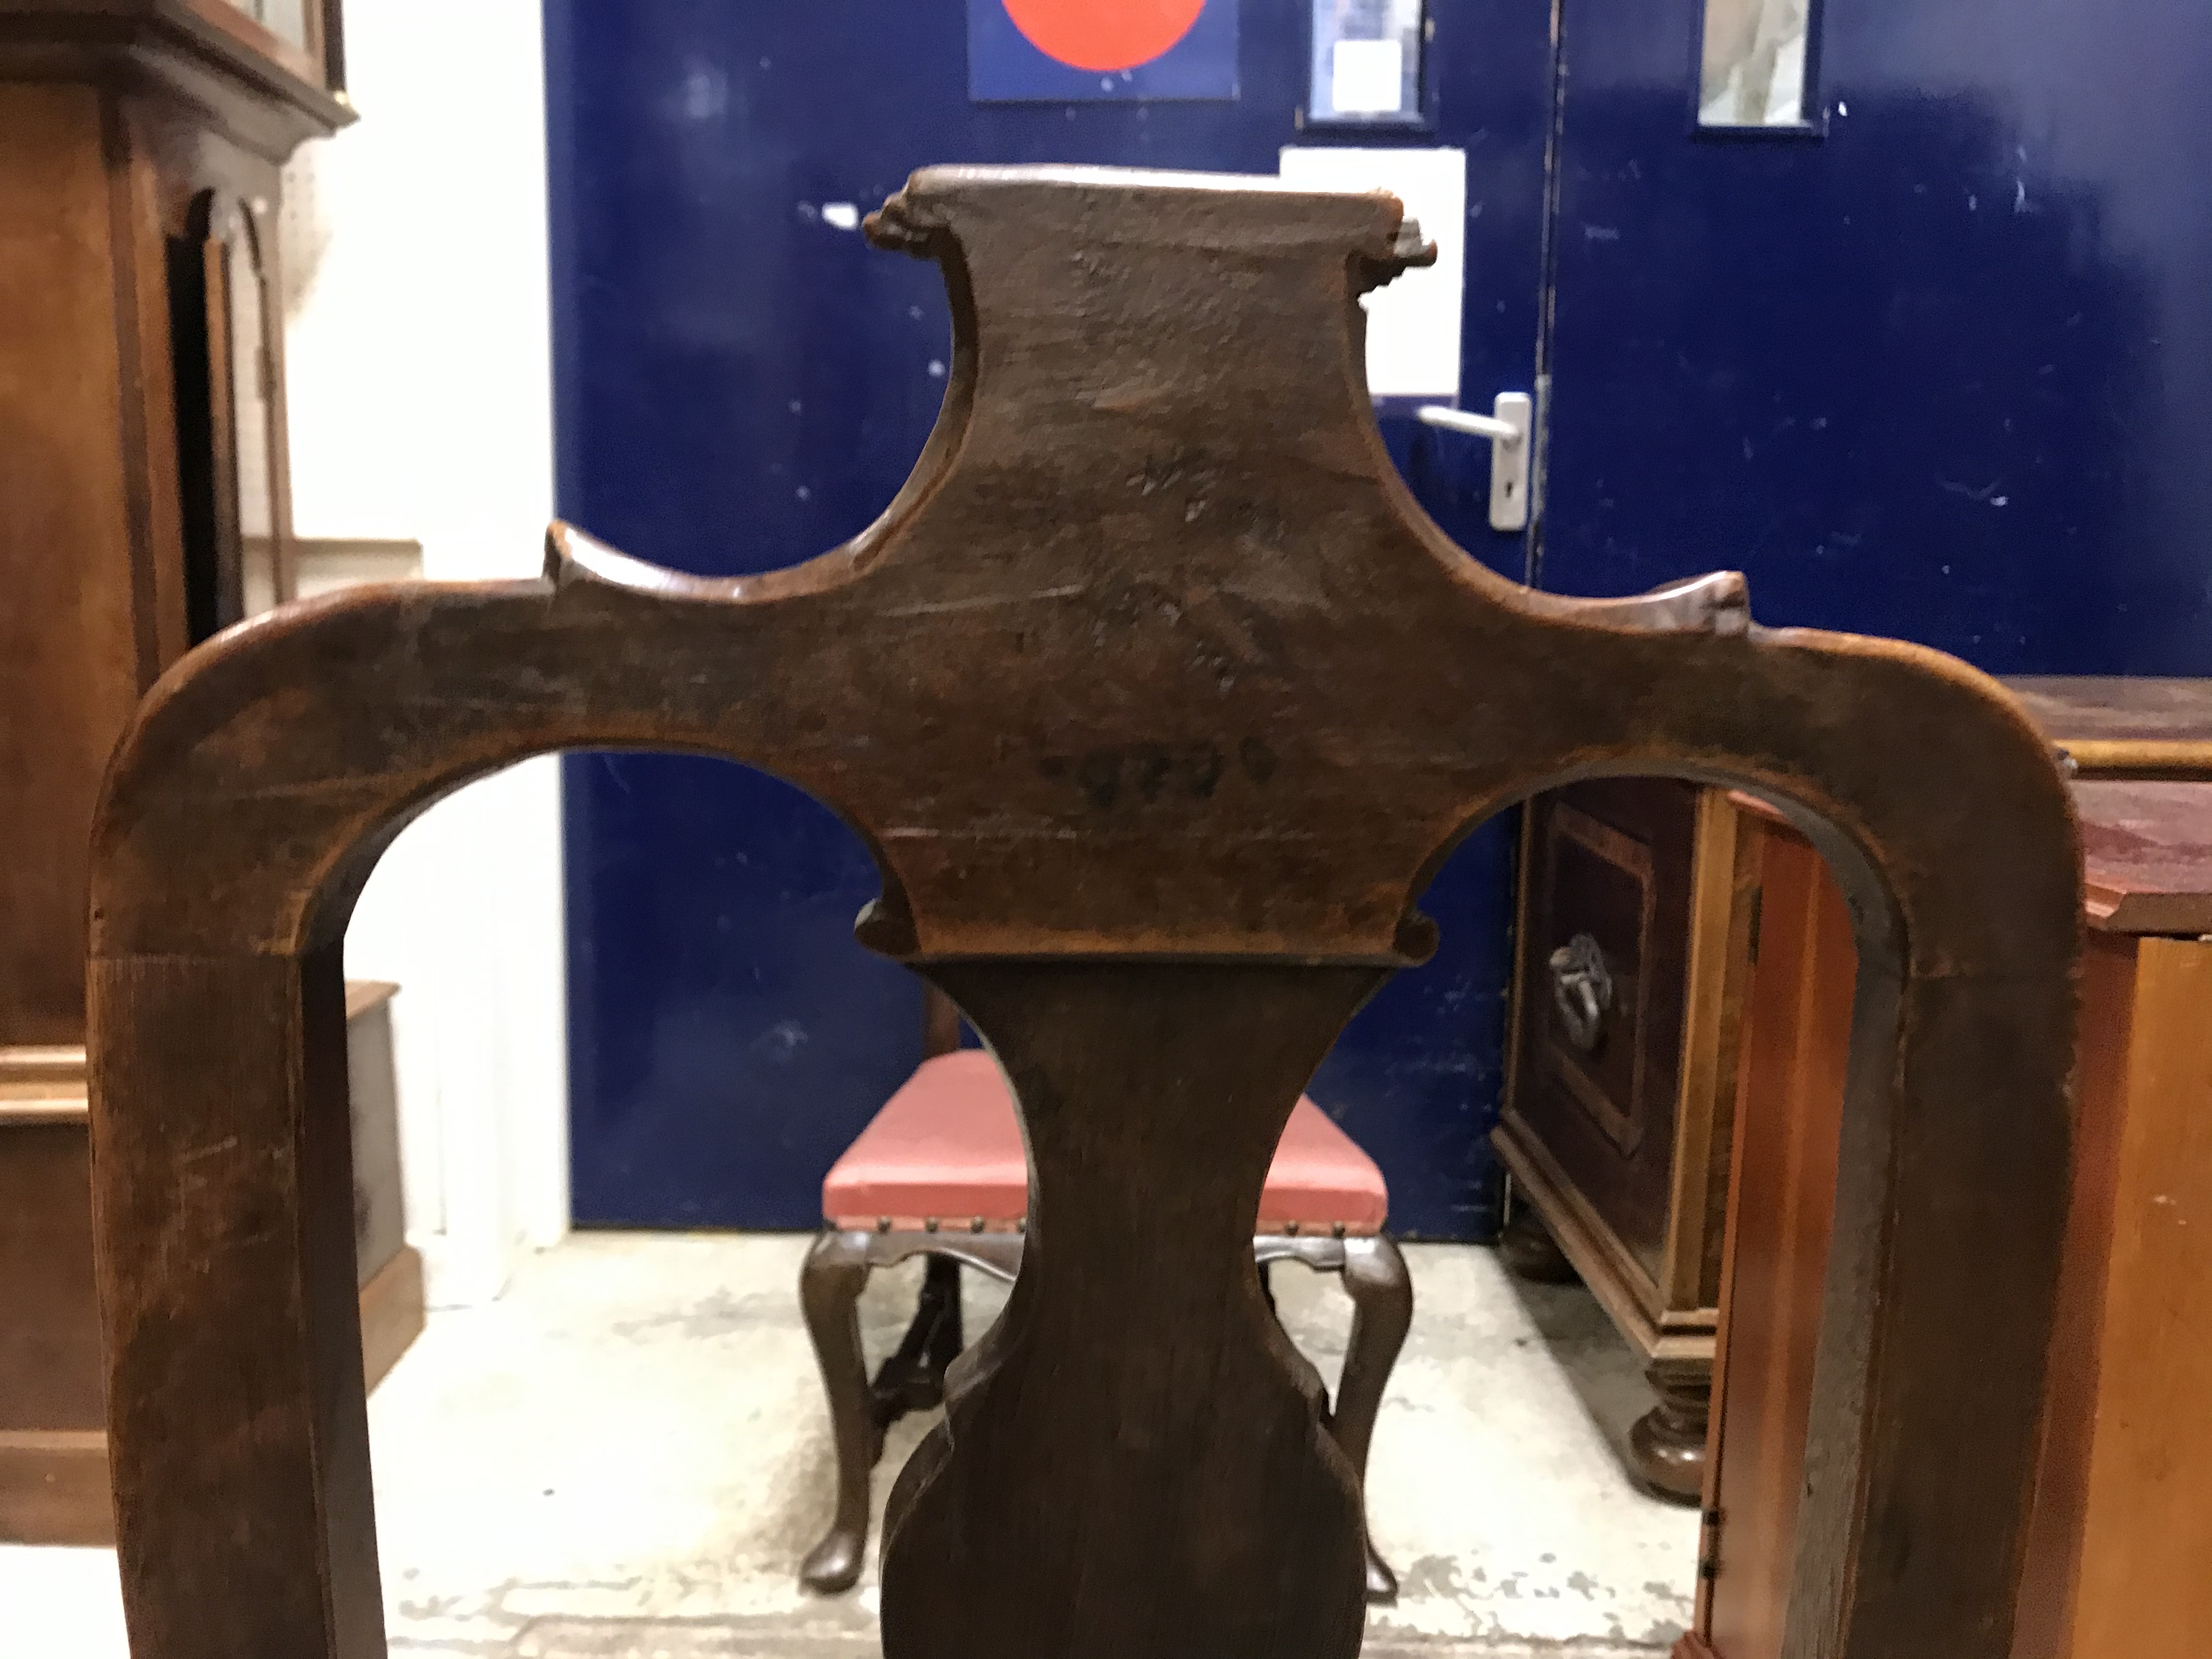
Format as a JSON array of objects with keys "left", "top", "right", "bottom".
[{"left": 0, "top": 0, "right": 367, "bottom": 1542}]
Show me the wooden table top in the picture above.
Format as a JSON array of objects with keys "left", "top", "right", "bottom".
[
  {"left": 2002, "top": 678, "right": 2212, "bottom": 931},
  {"left": 2075, "top": 781, "right": 2212, "bottom": 935},
  {"left": 2005, "top": 677, "right": 2212, "bottom": 777}
]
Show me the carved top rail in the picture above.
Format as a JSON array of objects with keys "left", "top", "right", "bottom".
[{"left": 87, "top": 166, "right": 2080, "bottom": 1659}]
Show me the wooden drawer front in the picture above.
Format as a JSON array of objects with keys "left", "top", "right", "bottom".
[{"left": 1512, "top": 778, "right": 1700, "bottom": 1286}]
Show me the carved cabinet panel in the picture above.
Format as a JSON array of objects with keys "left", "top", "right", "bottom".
[{"left": 1496, "top": 778, "right": 1754, "bottom": 1497}]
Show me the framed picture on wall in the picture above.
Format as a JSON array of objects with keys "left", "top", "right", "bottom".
[{"left": 1307, "top": 0, "right": 1425, "bottom": 126}]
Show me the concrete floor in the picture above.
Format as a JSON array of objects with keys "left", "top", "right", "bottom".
[{"left": 2, "top": 1234, "right": 1697, "bottom": 1657}]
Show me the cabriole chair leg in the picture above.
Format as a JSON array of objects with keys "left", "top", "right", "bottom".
[
  {"left": 1335, "top": 1234, "right": 1414, "bottom": 1604},
  {"left": 799, "top": 1229, "right": 876, "bottom": 1593}
]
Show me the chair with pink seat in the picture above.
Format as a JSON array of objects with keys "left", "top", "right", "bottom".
[{"left": 799, "top": 985, "right": 1412, "bottom": 1602}]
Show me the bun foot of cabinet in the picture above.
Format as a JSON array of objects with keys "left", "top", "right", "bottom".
[
  {"left": 1499, "top": 1206, "right": 1581, "bottom": 1284},
  {"left": 1628, "top": 1357, "right": 1710, "bottom": 1504}
]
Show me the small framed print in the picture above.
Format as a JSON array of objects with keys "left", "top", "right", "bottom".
[
  {"left": 1696, "top": 0, "right": 1821, "bottom": 132},
  {"left": 1308, "top": 0, "right": 1425, "bottom": 127}
]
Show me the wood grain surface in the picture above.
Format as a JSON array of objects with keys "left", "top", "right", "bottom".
[
  {"left": 0, "top": 83, "right": 166, "bottom": 1047},
  {"left": 1697, "top": 820, "right": 1852, "bottom": 1659},
  {"left": 2063, "top": 938, "right": 2212, "bottom": 1658}
]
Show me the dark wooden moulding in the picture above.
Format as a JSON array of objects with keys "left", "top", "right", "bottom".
[{"left": 86, "top": 166, "right": 2081, "bottom": 1659}]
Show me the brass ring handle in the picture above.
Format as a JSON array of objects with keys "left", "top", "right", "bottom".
[{"left": 1548, "top": 933, "right": 1614, "bottom": 1053}]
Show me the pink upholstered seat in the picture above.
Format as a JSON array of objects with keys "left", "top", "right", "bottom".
[{"left": 825, "top": 1049, "right": 1389, "bottom": 1235}]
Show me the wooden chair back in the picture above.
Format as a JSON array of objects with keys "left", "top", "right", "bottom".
[{"left": 86, "top": 165, "right": 2081, "bottom": 1659}]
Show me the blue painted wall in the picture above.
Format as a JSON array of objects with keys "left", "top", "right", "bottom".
[
  {"left": 1539, "top": 0, "right": 2212, "bottom": 675},
  {"left": 546, "top": 2, "right": 1556, "bottom": 1235}
]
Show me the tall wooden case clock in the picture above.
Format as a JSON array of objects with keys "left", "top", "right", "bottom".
[{"left": 0, "top": 0, "right": 358, "bottom": 1543}]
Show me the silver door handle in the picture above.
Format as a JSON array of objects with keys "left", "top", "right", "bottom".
[
  {"left": 1417, "top": 404, "right": 1523, "bottom": 444},
  {"left": 1415, "top": 392, "right": 1533, "bottom": 532}
]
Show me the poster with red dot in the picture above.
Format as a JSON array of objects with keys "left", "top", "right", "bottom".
[{"left": 969, "top": 0, "right": 1239, "bottom": 101}]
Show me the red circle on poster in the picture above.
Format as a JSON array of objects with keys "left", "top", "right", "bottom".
[{"left": 1001, "top": 0, "right": 1208, "bottom": 72}]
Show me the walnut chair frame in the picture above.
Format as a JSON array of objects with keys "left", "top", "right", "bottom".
[{"left": 87, "top": 166, "right": 2080, "bottom": 1659}]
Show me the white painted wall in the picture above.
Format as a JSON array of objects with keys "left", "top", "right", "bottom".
[{"left": 279, "top": 1, "right": 567, "bottom": 1304}]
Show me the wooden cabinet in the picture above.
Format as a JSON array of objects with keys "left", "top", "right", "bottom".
[
  {"left": 1, "top": 983, "right": 417, "bottom": 1544},
  {"left": 0, "top": 0, "right": 422, "bottom": 1544},
  {"left": 1497, "top": 779, "right": 1755, "bottom": 1498},
  {"left": 1500, "top": 680, "right": 2212, "bottom": 1509},
  {"left": 1681, "top": 777, "right": 2212, "bottom": 1659},
  {"left": 1676, "top": 804, "right": 1853, "bottom": 1659}
]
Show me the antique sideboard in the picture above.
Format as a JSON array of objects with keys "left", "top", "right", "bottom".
[{"left": 1500, "top": 678, "right": 2212, "bottom": 1511}]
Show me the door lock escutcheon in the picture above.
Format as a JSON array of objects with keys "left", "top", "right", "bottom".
[{"left": 1417, "top": 392, "right": 1534, "bottom": 532}]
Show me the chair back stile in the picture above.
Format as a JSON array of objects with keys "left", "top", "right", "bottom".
[{"left": 921, "top": 983, "right": 964, "bottom": 1062}]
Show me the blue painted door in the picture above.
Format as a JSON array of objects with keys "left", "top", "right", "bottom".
[
  {"left": 1536, "top": 0, "right": 2212, "bottom": 674},
  {"left": 547, "top": 3, "right": 1556, "bottom": 1233}
]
